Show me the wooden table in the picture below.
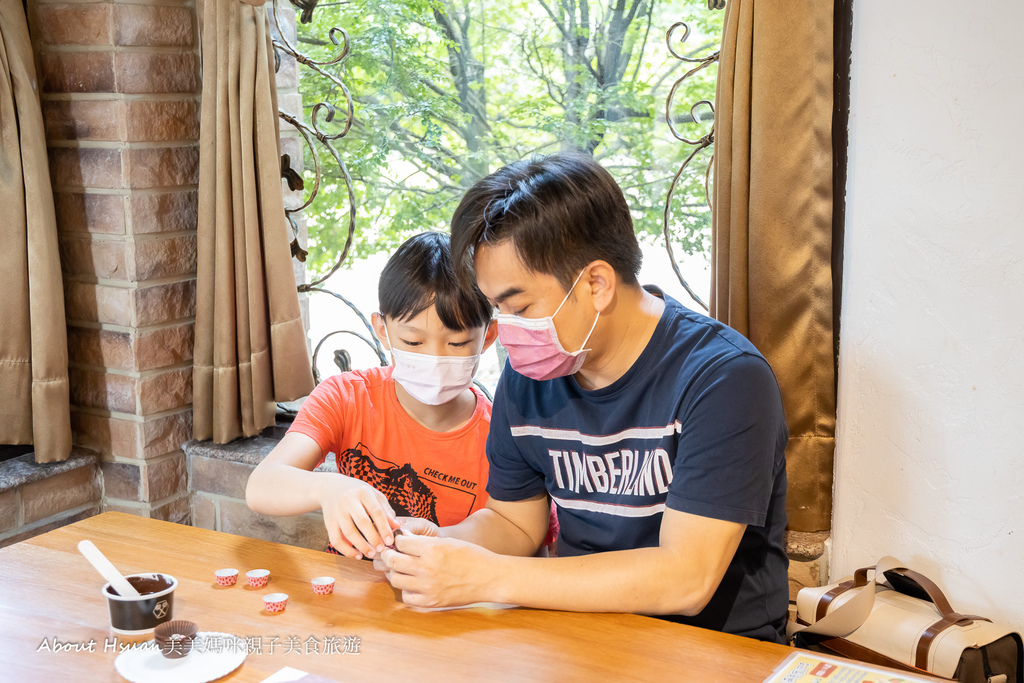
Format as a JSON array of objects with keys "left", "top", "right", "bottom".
[{"left": 1, "top": 512, "right": 800, "bottom": 682}]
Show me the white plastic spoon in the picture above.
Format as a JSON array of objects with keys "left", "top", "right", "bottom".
[{"left": 77, "top": 540, "right": 141, "bottom": 598}]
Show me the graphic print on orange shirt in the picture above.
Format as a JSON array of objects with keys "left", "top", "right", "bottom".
[{"left": 337, "top": 442, "right": 483, "bottom": 525}]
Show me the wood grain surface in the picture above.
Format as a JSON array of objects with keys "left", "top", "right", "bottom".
[{"left": 0, "top": 512, "right": 797, "bottom": 682}]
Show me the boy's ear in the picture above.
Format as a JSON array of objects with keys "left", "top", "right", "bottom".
[
  {"left": 480, "top": 319, "right": 499, "bottom": 353},
  {"left": 371, "top": 312, "right": 391, "bottom": 351}
]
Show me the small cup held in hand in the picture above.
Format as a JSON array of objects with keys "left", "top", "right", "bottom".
[
  {"left": 311, "top": 576, "right": 335, "bottom": 595},
  {"left": 384, "top": 527, "right": 405, "bottom": 551},
  {"left": 214, "top": 568, "right": 238, "bottom": 586},
  {"left": 246, "top": 569, "right": 270, "bottom": 588},
  {"left": 263, "top": 593, "right": 289, "bottom": 613}
]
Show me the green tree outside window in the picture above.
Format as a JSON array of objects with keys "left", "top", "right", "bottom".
[{"left": 291, "top": 0, "right": 721, "bottom": 275}]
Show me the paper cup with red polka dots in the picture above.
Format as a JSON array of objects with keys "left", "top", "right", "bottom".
[
  {"left": 311, "top": 576, "right": 335, "bottom": 595},
  {"left": 214, "top": 568, "right": 238, "bottom": 586},
  {"left": 263, "top": 593, "right": 288, "bottom": 613},
  {"left": 246, "top": 569, "right": 270, "bottom": 588}
]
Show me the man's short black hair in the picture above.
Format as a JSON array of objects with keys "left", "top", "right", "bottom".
[
  {"left": 378, "top": 231, "right": 492, "bottom": 331},
  {"left": 450, "top": 152, "right": 642, "bottom": 290}
]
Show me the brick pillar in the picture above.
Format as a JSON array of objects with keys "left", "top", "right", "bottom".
[{"left": 29, "top": 0, "right": 200, "bottom": 523}]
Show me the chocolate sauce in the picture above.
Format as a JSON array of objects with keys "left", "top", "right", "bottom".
[{"left": 105, "top": 575, "right": 172, "bottom": 597}]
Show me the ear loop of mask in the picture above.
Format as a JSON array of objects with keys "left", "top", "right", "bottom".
[
  {"left": 552, "top": 268, "right": 600, "bottom": 353},
  {"left": 380, "top": 317, "right": 394, "bottom": 365},
  {"left": 576, "top": 309, "right": 601, "bottom": 353},
  {"left": 551, "top": 268, "right": 589, "bottom": 319}
]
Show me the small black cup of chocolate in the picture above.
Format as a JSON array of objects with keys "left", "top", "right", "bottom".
[{"left": 102, "top": 573, "right": 177, "bottom": 634}]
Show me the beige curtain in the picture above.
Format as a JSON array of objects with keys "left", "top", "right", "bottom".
[
  {"left": 194, "top": 0, "right": 314, "bottom": 443},
  {"left": 711, "top": 0, "right": 835, "bottom": 532},
  {"left": 0, "top": 0, "right": 72, "bottom": 463}
]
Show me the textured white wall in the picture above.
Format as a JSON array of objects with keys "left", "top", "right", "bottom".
[{"left": 834, "top": 0, "right": 1024, "bottom": 630}]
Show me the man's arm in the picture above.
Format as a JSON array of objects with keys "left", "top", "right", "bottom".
[
  {"left": 381, "top": 507, "right": 744, "bottom": 615},
  {"left": 436, "top": 493, "right": 551, "bottom": 556}
]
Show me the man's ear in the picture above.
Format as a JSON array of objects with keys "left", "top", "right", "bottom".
[
  {"left": 371, "top": 312, "right": 391, "bottom": 351},
  {"left": 584, "top": 260, "right": 618, "bottom": 314},
  {"left": 480, "top": 319, "right": 499, "bottom": 353}
]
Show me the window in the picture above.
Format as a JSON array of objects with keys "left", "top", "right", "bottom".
[{"left": 278, "top": 0, "right": 723, "bottom": 386}]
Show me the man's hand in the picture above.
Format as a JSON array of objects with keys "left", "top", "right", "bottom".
[
  {"left": 377, "top": 534, "right": 498, "bottom": 608},
  {"left": 392, "top": 516, "right": 441, "bottom": 540},
  {"left": 372, "top": 517, "right": 439, "bottom": 574},
  {"left": 317, "top": 474, "right": 399, "bottom": 560},
  {"left": 376, "top": 508, "right": 746, "bottom": 616}
]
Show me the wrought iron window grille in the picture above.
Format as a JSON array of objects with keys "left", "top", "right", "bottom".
[{"left": 270, "top": 0, "right": 721, "bottom": 395}]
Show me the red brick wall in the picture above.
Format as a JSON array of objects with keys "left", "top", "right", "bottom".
[
  {"left": 24, "top": 0, "right": 306, "bottom": 526},
  {"left": 28, "top": 0, "right": 201, "bottom": 523}
]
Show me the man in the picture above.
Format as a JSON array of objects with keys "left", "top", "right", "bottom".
[{"left": 377, "top": 152, "right": 790, "bottom": 642}]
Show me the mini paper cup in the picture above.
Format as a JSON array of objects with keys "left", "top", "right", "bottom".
[
  {"left": 311, "top": 576, "right": 335, "bottom": 595},
  {"left": 246, "top": 569, "right": 270, "bottom": 588},
  {"left": 214, "top": 568, "right": 238, "bottom": 586},
  {"left": 154, "top": 619, "right": 197, "bottom": 659},
  {"left": 263, "top": 593, "right": 289, "bottom": 613}
]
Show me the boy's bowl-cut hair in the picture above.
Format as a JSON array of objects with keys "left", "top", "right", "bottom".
[
  {"left": 378, "top": 231, "right": 492, "bottom": 331},
  {"left": 449, "top": 152, "right": 642, "bottom": 290}
]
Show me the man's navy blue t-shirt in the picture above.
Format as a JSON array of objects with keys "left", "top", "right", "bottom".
[{"left": 486, "top": 292, "right": 790, "bottom": 642}]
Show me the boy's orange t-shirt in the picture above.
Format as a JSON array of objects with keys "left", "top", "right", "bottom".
[{"left": 287, "top": 365, "right": 491, "bottom": 527}]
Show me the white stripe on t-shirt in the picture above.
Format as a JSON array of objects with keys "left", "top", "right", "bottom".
[
  {"left": 509, "top": 422, "right": 681, "bottom": 447},
  {"left": 551, "top": 494, "right": 666, "bottom": 518}
]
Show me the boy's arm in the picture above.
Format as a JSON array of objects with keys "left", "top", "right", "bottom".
[
  {"left": 381, "top": 506, "right": 744, "bottom": 615},
  {"left": 246, "top": 431, "right": 397, "bottom": 558},
  {"left": 246, "top": 432, "right": 327, "bottom": 516}
]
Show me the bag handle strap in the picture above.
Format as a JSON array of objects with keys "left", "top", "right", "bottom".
[
  {"left": 858, "top": 566, "right": 990, "bottom": 624},
  {"left": 790, "top": 556, "right": 904, "bottom": 639},
  {"left": 857, "top": 566, "right": 954, "bottom": 613}
]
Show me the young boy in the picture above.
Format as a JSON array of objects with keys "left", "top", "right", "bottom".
[{"left": 245, "top": 231, "right": 499, "bottom": 560}]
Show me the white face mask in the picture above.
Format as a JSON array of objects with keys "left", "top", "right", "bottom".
[{"left": 382, "top": 323, "right": 481, "bottom": 406}]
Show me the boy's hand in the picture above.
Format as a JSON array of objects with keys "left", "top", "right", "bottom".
[{"left": 317, "top": 474, "right": 399, "bottom": 559}]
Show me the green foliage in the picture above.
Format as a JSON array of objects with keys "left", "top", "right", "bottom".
[{"left": 289, "top": 0, "right": 723, "bottom": 274}]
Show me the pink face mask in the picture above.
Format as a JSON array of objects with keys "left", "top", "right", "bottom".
[{"left": 496, "top": 270, "right": 600, "bottom": 381}]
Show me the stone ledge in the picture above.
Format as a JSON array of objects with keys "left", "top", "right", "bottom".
[
  {"left": 183, "top": 435, "right": 338, "bottom": 473},
  {"left": 0, "top": 504, "right": 101, "bottom": 549},
  {"left": 0, "top": 449, "right": 99, "bottom": 495},
  {"left": 785, "top": 530, "right": 830, "bottom": 561},
  {"left": 183, "top": 436, "right": 278, "bottom": 467}
]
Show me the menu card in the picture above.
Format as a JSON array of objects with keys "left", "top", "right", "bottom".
[
  {"left": 764, "top": 652, "right": 940, "bottom": 683},
  {"left": 261, "top": 666, "right": 344, "bottom": 683}
]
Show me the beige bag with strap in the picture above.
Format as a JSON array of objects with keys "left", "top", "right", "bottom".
[{"left": 790, "top": 557, "right": 1022, "bottom": 682}]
